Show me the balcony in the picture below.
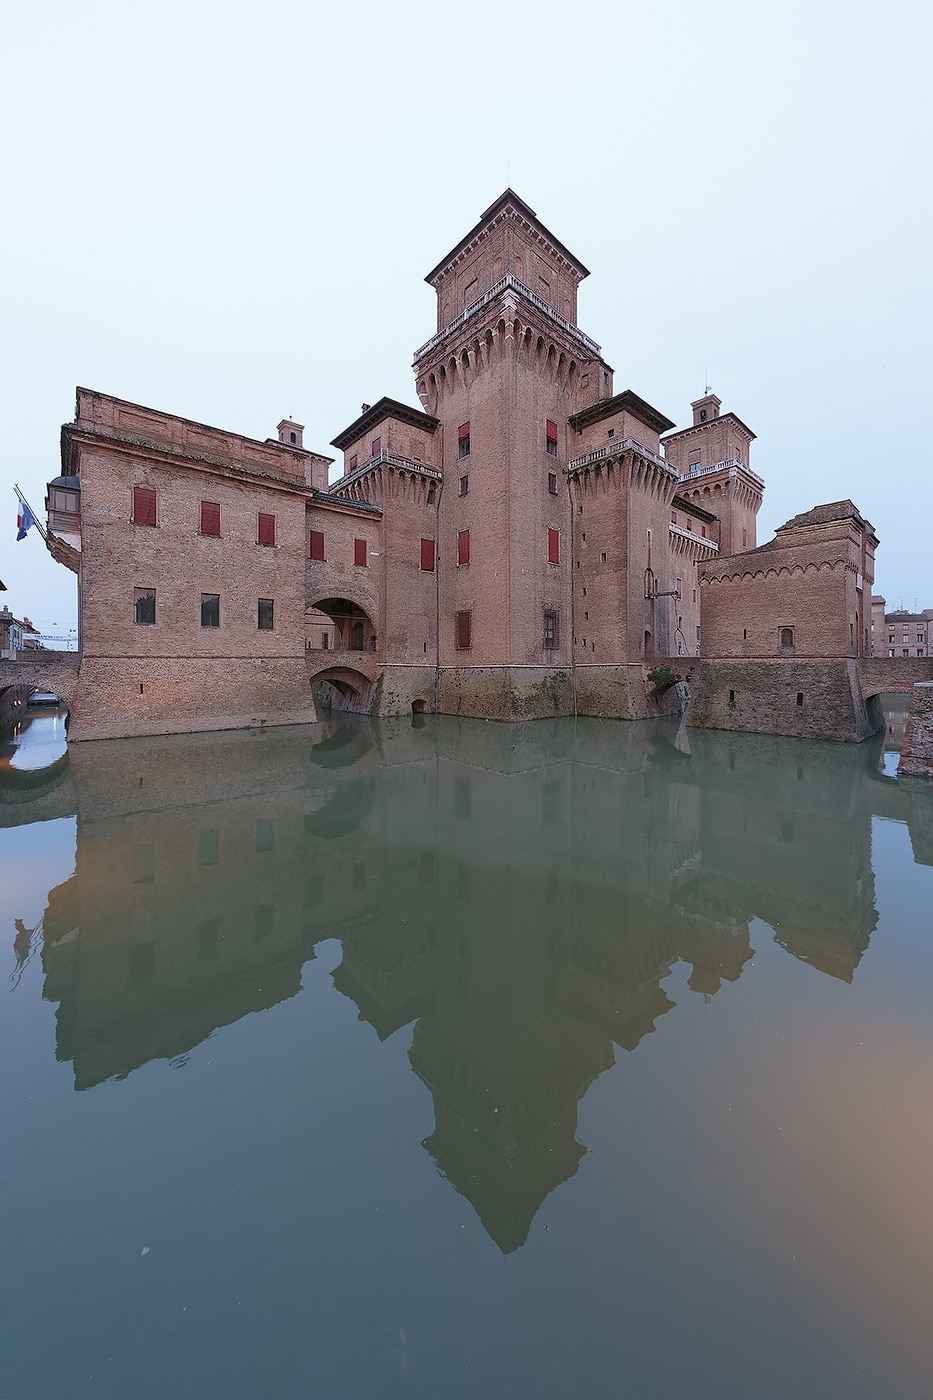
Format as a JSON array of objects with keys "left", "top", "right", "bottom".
[
  {"left": 669, "top": 522, "right": 719, "bottom": 553},
  {"left": 678, "top": 459, "right": 765, "bottom": 489},
  {"left": 568, "top": 438, "right": 678, "bottom": 478},
  {"left": 333, "top": 449, "right": 442, "bottom": 493},
  {"left": 413, "top": 273, "right": 601, "bottom": 363}
]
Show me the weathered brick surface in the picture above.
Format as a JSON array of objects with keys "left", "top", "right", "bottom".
[{"left": 899, "top": 683, "right": 933, "bottom": 778}]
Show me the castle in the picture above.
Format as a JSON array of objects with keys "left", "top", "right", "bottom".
[{"left": 40, "top": 188, "right": 907, "bottom": 743}]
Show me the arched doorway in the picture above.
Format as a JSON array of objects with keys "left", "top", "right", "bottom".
[{"left": 308, "top": 666, "right": 372, "bottom": 717}]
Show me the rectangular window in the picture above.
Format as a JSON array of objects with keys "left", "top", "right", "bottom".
[
  {"left": 548, "top": 472, "right": 558, "bottom": 494},
  {"left": 742, "top": 528, "right": 748, "bottom": 547},
  {"left": 458, "top": 529, "right": 470, "bottom": 566},
  {"left": 420, "top": 537, "right": 435, "bottom": 571},
  {"left": 670, "top": 510, "right": 677, "bottom": 524},
  {"left": 134, "top": 587, "right": 156, "bottom": 625},
  {"left": 548, "top": 528, "right": 560, "bottom": 565},
  {"left": 133, "top": 486, "right": 157, "bottom": 526},
  {"left": 258, "top": 512, "right": 275, "bottom": 547},
  {"left": 544, "top": 609, "right": 558, "bottom": 649},
  {"left": 354, "top": 538, "right": 368, "bottom": 567},
  {"left": 460, "top": 474, "right": 469, "bottom": 496},
  {"left": 701, "top": 524, "right": 707, "bottom": 538},
  {"left": 258, "top": 598, "right": 274, "bottom": 630},
  {"left": 200, "top": 593, "right": 220, "bottom": 628},
  {"left": 675, "top": 578, "right": 682, "bottom": 600},
  {"left": 200, "top": 501, "right": 221, "bottom": 537},
  {"left": 456, "top": 610, "right": 472, "bottom": 649},
  {"left": 199, "top": 829, "right": 219, "bottom": 867},
  {"left": 309, "top": 529, "right": 325, "bottom": 560},
  {"left": 348, "top": 454, "right": 358, "bottom": 471},
  {"left": 458, "top": 422, "right": 470, "bottom": 458},
  {"left": 371, "top": 436, "right": 381, "bottom": 458},
  {"left": 546, "top": 420, "right": 558, "bottom": 455}
]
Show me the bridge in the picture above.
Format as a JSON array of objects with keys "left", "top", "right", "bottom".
[
  {"left": 0, "top": 653, "right": 80, "bottom": 717},
  {"left": 857, "top": 656, "right": 933, "bottom": 697}
]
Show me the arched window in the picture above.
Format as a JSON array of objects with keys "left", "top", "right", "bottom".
[{"left": 780, "top": 627, "right": 794, "bottom": 649}]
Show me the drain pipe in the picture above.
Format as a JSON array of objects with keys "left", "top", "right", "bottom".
[
  {"left": 567, "top": 469, "right": 577, "bottom": 718},
  {"left": 434, "top": 425, "right": 444, "bottom": 715}
]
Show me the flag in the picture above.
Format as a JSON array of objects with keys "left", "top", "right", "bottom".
[{"left": 16, "top": 501, "right": 35, "bottom": 541}]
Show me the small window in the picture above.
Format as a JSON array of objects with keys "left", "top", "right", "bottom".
[
  {"left": 258, "top": 598, "right": 274, "bottom": 630},
  {"left": 458, "top": 422, "right": 470, "bottom": 458},
  {"left": 600, "top": 551, "right": 607, "bottom": 563},
  {"left": 200, "top": 501, "right": 221, "bottom": 537},
  {"left": 133, "top": 487, "right": 157, "bottom": 527},
  {"left": 796, "top": 693, "right": 804, "bottom": 707},
  {"left": 258, "top": 512, "right": 275, "bottom": 547},
  {"left": 780, "top": 627, "right": 794, "bottom": 649},
  {"left": 427, "top": 483, "right": 436, "bottom": 505},
  {"left": 354, "top": 538, "right": 368, "bottom": 567},
  {"left": 458, "top": 529, "right": 470, "bottom": 566},
  {"left": 742, "top": 528, "right": 748, "bottom": 547},
  {"left": 348, "top": 454, "right": 358, "bottom": 471},
  {"left": 201, "top": 593, "right": 220, "bottom": 628},
  {"left": 199, "top": 829, "right": 219, "bottom": 867},
  {"left": 544, "top": 609, "right": 558, "bottom": 650},
  {"left": 460, "top": 474, "right": 469, "bottom": 496},
  {"left": 371, "top": 436, "right": 381, "bottom": 458},
  {"left": 548, "top": 472, "right": 558, "bottom": 495},
  {"left": 548, "top": 528, "right": 560, "bottom": 565},
  {"left": 700, "top": 409, "right": 707, "bottom": 422},
  {"left": 322, "top": 632, "right": 329, "bottom": 650},
  {"left": 289, "top": 431, "right": 296, "bottom": 444},
  {"left": 670, "top": 510, "right": 677, "bottom": 524},
  {"left": 420, "top": 537, "right": 435, "bottom": 571},
  {"left": 309, "top": 529, "right": 325, "bottom": 560},
  {"left": 131, "top": 843, "right": 155, "bottom": 884},
  {"left": 675, "top": 579, "right": 682, "bottom": 600},
  {"left": 134, "top": 587, "right": 156, "bottom": 625},
  {"left": 546, "top": 420, "right": 558, "bottom": 455},
  {"left": 456, "top": 610, "right": 472, "bottom": 649}
]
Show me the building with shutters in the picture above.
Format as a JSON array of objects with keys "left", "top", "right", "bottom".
[{"left": 38, "top": 188, "right": 888, "bottom": 740}]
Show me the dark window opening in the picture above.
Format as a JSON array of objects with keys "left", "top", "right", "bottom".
[
  {"left": 458, "top": 422, "right": 470, "bottom": 458},
  {"left": 548, "top": 472, "right": 558, "bottom": 494},
  {"left": 427, "top": 483, "right": 436, "bottom": 505},
  {"left": 797, "top": 692, "right": 804, "bottom": 707},
  {"left": 201, "top": 593, "right": 220, "bottom": 628},
  {"left": 289, "top": 431, "right": 296, "bottom": 444},
  {"left": 134, "top": 588, "right": 156, "bottom": 626},
  {"left": 460, "top": 474, "right": 469, "bottom": 496},
  {"left": 780, "top": 627, "right": 794, "bottom": 649},
  {"left": 546, "top": 420, "right": 558, "bottom": 455},
  {"left": 258, "top": 598, "right": 274, "bottom": 630},
  {"left": 729, "top": 689, "right": 736, "bottom": 704},
  {"left": 544, "top": 610, "right": 558, "bottom": 650}
]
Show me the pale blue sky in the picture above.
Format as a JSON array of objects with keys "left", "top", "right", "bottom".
[{"left": 2, "top": 0, "right": 930, "bottom": 637}]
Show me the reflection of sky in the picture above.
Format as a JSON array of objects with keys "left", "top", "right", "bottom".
[{"left": 1, "top": 710, "right": 69, "bottom": 770}]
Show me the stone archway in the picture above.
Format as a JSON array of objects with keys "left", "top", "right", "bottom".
[
  {"left": 306, "top": 598, "right": 377, "bottom": 658},
  {"left": 308, "top": 665, "right": 373, "bottom": 717}
]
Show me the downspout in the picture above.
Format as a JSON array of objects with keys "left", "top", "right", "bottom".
[
  {"left": 434, "top": 424, "right": 444, "bottom": 714},
  {"left": 567, "top": 467, "right": 577, "bottom": 718}
]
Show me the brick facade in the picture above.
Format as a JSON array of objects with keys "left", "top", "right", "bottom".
[{"left": 41, "top": 190, "right": 928, "bottom": 745}]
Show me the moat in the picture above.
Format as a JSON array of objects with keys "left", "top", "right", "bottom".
[{"left": 2, "top": 714, "right": 933, "bottom": 1399}]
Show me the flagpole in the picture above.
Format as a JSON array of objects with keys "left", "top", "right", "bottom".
[{"left": 13, "top": 483, "right": 48, "bottom": 543}]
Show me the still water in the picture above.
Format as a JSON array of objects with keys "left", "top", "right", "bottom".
[{"left": 2, "top": 714, "right": 933, "bottom": 1400}]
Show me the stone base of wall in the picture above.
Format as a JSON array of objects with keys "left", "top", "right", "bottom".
[
  {"left": 373, "top": 666, "right": 439, "bottom": 718},
  {"left": 899, "top": 683, "right": 933, "bottom": 778},
  {"left": 687, "top": 658, "right": 882, "bottom": 743},
  {"left": 437, "top": 667, "right": 574, "bottom": 720},
  {"left": 68, "top": 656, "right": 316, "bottom": 741}
]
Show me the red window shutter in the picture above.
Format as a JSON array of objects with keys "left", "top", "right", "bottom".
[
  {"left": 349, "top": 454, "right": 357, "bottom": 471},
  {"left": 309, "top": 530, "right": 325, "bottom": 560},
  {"left": 458, "top": 422, "right": 470, "bottom": 442},
  {"left": 133, "top": 487, "right": 156, "bottom": 526},
  {"left": 458, "top": 529, "right": 470, "bottom": 566},
  {"left": 548, "top": 528, "right": 560, "bottom": 564},
  {"left": 354, "top": 538, "right": 367, "bottom": 567},
  {"left": 258, "top": 512, "right": 275, "bottom": 546},
  {"left": 546, "top": 419, "right": 558, "bottom": 443},
  {"left": 456, "top": 610, "right": 471, "bottom": 649},
  {"left": 371, "top": 437, "right": 381, "bottom": 458},
  {"left": 420, "top": 538, "right": 435, "bottom": 571},
  {"left": 201, "top": 501, "right": 220, "bottom": 536}
]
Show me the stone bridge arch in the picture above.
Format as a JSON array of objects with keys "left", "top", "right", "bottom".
[
  {"left": 0, "top": 654, "right": 80, "bottom": 725},
  {"left": 858, "top": 657, "right": 933, "bottom": 701},
  {"left": 308, "top": 664, "right": 376, "bottom": 717}
]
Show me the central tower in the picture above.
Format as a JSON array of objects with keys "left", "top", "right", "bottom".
[{"left": 413, "top": 190, "right": 612, "bottom": 716}]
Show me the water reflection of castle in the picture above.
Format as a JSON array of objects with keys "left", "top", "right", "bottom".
[{"left": 35, "top": 717, "right": 930, "bottom": 1251}]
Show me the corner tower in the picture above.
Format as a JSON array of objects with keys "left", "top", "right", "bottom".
[{"left": 661, "top": 392, "right": 763, "bottom": 556}]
